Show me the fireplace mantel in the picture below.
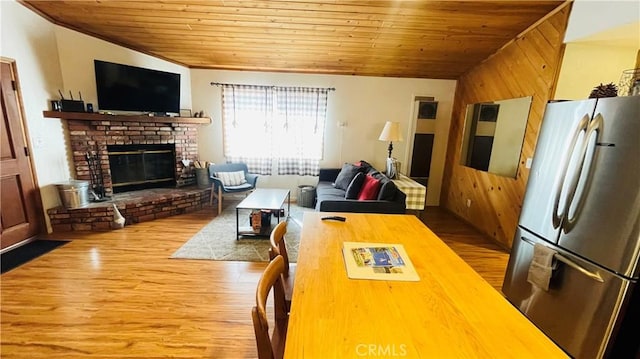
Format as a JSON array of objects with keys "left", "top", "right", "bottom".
[{"left": 43, "top": 111, "right": 211, "bottom": 124}]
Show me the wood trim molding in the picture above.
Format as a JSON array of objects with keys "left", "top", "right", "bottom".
[{"left": 43, "top": 111, "right": 211, "bottom": 124}]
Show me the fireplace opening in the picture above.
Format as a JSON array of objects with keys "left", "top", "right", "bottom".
[{"left": 107, "top": 144, "right": 176, "bottom": 193}]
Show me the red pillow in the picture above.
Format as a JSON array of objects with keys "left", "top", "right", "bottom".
[{"left": 357, "top": 174, "right": 382, "bottom": 200}]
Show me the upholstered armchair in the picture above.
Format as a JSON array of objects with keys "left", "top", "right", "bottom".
[{"left": 208, "top": 163, "right": 258, "bottom": 214}]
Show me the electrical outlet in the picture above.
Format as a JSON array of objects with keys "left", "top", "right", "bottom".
[{"left": 466, "top": 199, "right": 471, "bottom": 208}]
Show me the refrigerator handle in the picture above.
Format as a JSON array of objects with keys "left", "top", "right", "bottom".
[
  {"left": 551, "top": 114, "right": 590, "bottom": 229},
  {"left": 563, "top": 114, "right": 603, "bottom": 232},
  {"left": 555, "top": 253, "right": 605, "bottom": 283},
  {"left": 521, "top": 236, "right": 604, "bottom": 283}
]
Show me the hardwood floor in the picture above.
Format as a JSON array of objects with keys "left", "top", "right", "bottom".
[
  {"left": 420, "top": 207, "right": 510, "bottom": 290},
  {"left": 1, "top": 206, "right": 510, "bottom": 358}
]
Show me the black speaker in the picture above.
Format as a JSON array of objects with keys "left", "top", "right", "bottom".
[{"left": 86, "top": 103, "right": 94, "bottom": 113}]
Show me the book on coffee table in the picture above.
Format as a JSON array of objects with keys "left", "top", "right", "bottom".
[{"left": 342, "top": 242, "right": 419, "bottom": 281}]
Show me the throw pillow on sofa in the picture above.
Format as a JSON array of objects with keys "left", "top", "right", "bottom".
[
  {"left": 215, "top": 171, "right": 247, "bottom": 186},
  {"left": 345, "top": 172, "right": 365, "bottom": 199},
  {"left": 334, "top": 163, "right": 363, "bottom": 190},
  {"left": 377, "top": 180, "right": 398, "bottom": 201},
  {"left": 353, "top": 160, "right": 373, "bottom": 171},
  {"left": 357, "top": 174, "right": 382, "bottom": 200}
]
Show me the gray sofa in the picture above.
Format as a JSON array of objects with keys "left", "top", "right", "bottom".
[{"left": 315, "top": 162, "right": 406, "bottom": 214}]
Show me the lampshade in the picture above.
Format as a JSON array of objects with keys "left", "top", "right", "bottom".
[{"left": 378, "top": 121, "right": 403, "bottom": 142}]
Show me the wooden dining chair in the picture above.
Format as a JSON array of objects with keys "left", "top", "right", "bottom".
[
  {"left": 252, "top": 255, "right": 288, "bottom": 359},
  {"left": 269, "top": 221, "right": 296, "bottom": 310}
]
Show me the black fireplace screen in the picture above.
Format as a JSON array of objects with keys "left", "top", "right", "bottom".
[{"left": 107, "top": 144, "right": 176, "bottom": 193}]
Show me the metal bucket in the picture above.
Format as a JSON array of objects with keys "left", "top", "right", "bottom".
[
  {"left": 56, "top": 180, "right": 90, "bottom": 209},
  {"left": 195, "top": 168, "right": 210, "bottom": 189},
  {"left": 298, "top": 185, "right": 316, "bottom": 208}
]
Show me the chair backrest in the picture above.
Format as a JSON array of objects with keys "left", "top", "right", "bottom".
[
  {"left": 269, "top": 222, "right": 290, "bottom": 275},
  {"left": 208, "top": 162, "right": 248, "bottom": 178},
  {"left": 252, "top": 255, "right": 288, "bottom": 359}
]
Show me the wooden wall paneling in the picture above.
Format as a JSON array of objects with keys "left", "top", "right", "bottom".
[{"left": 441, "top": 4, "right": 572, "bottom": 249}]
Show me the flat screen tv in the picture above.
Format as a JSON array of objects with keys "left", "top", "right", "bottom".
[{"left": 94, "top": 60, "right": 180, "bottom": 114}]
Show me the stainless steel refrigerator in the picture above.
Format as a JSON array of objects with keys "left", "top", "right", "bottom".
[{"left": 502, "top": 96, "right": 640, "bottom": 358}]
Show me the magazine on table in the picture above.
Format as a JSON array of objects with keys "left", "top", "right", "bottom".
[{"left": 342, "top": 242, "right": 420, "bottom": 281}]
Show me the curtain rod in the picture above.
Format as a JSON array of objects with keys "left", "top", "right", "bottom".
[{"left": 210, "top": 82, "right": 335, "bottom": 91}]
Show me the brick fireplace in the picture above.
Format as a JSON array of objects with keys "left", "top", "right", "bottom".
[
  {"left": 44, "top": 112, "right": 212, "bottom": 231},
  {"left": 67, "top": 117, "right": 199, "bottom": 195}
]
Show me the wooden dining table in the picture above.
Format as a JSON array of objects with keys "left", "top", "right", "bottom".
[{"left": 283, "top": 212, "right": 568, "bottom": 358}]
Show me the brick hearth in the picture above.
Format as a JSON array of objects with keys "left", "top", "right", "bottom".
[{"left": 48, "top": 187, "right": 211, "bottom": 232}]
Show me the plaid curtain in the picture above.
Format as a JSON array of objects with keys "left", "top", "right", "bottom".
[
  {"left": 221, "top": 85, "right": 273, "bottom": 175},
  {"left": 220, "top": 84, "right": 329, "bottom": 176},
  {"left": 274, "top": 87, "right": 328, "bottom": 176}
]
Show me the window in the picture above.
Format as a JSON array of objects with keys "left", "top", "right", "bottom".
[{"left": 220, "top": 84, "right": 329, "bottom": 176}]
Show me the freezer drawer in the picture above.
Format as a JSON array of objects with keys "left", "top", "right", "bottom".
[{"left": 503, "top": 228, "right": 634, "bottom": 359}]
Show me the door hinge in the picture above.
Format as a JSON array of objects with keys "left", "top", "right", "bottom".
[
  {"left": 11, "top": 80, "right": 17, "bottom": 91},
  {"left": 24, "top": 147, "right": 29, "bottom": 157}
]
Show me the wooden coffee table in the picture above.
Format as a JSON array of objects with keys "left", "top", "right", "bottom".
[{"left": 235, "top": 188, "right": 290, "bottom": 240}]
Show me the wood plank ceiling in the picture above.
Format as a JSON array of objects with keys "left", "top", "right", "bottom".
[{"left": 20, "top": 0, "right": 565, "bottom": 79}]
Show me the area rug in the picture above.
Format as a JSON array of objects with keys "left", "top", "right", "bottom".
[
  {"left": 1, "top": 239, "right": 70, "bottom": 274},
  {"left": 170, "top": 201, "right": 313, "bottom": 262}
]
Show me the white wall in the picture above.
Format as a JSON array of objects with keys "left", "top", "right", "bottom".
[
  {"left": 1, "top": 0, "right": 67, "bottom": 231},
  {"left": 54, "top": 27, "right": 192, "bottom": 113},
  {"left": 555, "top": 43, "right": 637, "bottom": 100},
  {"left": 556, "top": 0, "right": 640, "bottom": 100},
  {"left": 190, "top": 69, "right": 456, "bottom": 204},
  {"left": 565, "top": 0, "right": 640, "bottom": 42}
]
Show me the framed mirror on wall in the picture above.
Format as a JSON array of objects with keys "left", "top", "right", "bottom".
[{"left": 460, "top": 96, "right": 532, "bottom": 178}]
